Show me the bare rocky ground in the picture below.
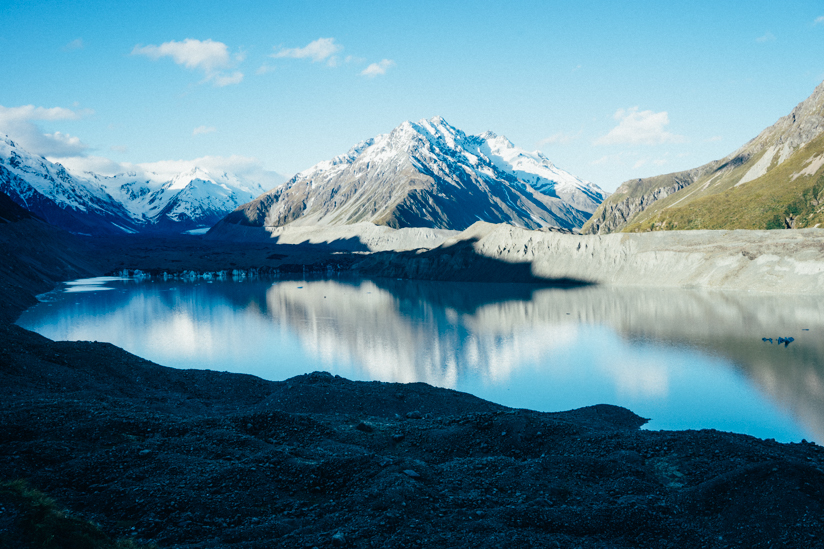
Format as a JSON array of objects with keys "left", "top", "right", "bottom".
[
  {"left": 2, "top": 204, "right": 824, "bottom": 547},
  {"left": 4, "top": 322, "right": 824, "bottom": 549}
]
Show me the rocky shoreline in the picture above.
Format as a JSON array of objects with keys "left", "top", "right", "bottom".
[
  {"left": 2, "top": 208, "right": 824, "bottom": 547},
  {"left": 3, "top": 319, "right": 824, "bottom": 548}
]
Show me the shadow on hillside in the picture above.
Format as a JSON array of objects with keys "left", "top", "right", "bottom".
[
  {"left": 353, "top": 236, "right": 593, "bottom": 288},
  {"left": 91, "top": 227, "right": 591, "bottom": 289},
  {"left": 266, "top": 234, "right": 371, "bottom": 252}
]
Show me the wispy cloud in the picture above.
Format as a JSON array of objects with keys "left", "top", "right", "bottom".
[
  {"left": 192, "top": 125, "right": 216, "bottom": 136},
  {"left": 706, "top": 135, "right": 723, "bottom": 142},
  {"left": 53, "top": 154, "right": 286, "bottom": 190},
  {"left": 256, "top": 64, "right": 276, "bottom": 75},
  {"left": 539, "top": 130, "right": 581, "bottom": 146},
  {"left": 212, "top": 72, "right": 243, "bottom": 86},
  {"left": 361, "top": 59, "right": 395, "bottom": 77},
  {"left": 64, "top": 38, "right": 84, "bottom": 51},
  {"left": 594, "top": 107, "right": 685, "bottom": 146},
  {"left": 110, "top": 145, "right": 128, "bottom": 153},
  {"left": 131, "top": 38, "right": 244, "bottom": 87},
  {"left": 591, "top": 153, "right": 625, "bottom": 166},
  {"left": 272, "top": 38, "right": 342, "bottom": 66},
  {"left": 756, "top": 31, "right": 776, "bottom": 43},
  {"left": 0, "top": 104, "right": 92, "bottom": 157},
  {"left": 814, "top": 16, "right": 824, "bottom": 25}
]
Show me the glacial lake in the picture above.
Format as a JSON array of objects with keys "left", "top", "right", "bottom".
[{"left": 17, "top": 276, "right": 824, "bottom": 444}]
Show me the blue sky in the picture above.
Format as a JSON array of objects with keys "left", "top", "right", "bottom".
[{"left": 1, "top": 0, "right": 823, "bottom": 191}]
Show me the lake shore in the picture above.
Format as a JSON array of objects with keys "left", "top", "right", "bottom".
[
  {"left": 2, "top": 215, "right": 824, "bottom": 547},
  {"left": 3, "top": 315, "right": 824, "bottom": 548}
]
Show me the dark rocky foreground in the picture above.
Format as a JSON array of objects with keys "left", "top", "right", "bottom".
[
  {"left": 3, "top": 323, "right": 824, "bottom": 549},
  {"left": 2, "top": 197, "right": 824, "bottom": 548}
]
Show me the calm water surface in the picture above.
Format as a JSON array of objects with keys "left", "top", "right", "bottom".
[{"left": 17, "top": 277, "right": 824, "bottom": 444}]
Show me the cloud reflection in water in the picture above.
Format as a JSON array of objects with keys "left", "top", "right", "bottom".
[{"left": 16, "top": 277, "right": 824, "bottom": 442}]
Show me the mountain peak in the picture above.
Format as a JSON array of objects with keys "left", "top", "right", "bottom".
[{"left": 224, "top": 118, "right": 607, "bottom": 232}]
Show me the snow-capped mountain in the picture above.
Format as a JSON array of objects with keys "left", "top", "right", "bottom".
[
  {"left": 0, "top": 135, "right": 270, "bottom": 234},
  {"left": 220, "top": 116, "right": 607, "bottom": 233},
  {"left": 0, "top": 136, "right": 138, "bottom": 234},
  {"left": 87, "top": 166, "right": 270, "bottom": 232}
]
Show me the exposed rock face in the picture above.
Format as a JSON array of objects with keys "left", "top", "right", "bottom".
[
  {"left": 217, "top": 117, "right": 607, "bottom": 234},
  {"left": 582, "top": 170, "right": 703, "bottom": 234},
  {"left": 583, "top": 79, "right": 824, "bottom": 234}
]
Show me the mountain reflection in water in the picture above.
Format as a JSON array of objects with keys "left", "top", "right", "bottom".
[{"left": 17, "top": 278, "right": 824, "bottom": 443}]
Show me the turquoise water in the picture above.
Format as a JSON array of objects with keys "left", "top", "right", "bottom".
[{"left": 17, "top": 276, "right": 824, "bottom": 443}]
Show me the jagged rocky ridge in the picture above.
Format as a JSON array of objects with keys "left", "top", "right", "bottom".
[
  {"left": 583, "top": 79, "right": 824, "bottom": 234},
  {"left": 0, "top": 136, "right": 270, "bottom": 235},
  {"left": 214, "top": 117, "right": 607, "bottom": 234}
]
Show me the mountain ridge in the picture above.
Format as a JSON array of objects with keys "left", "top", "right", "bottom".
[
  {"left": 0, "top": 136, "right": 271, "bottom": 235},
  {"left": 216, "top": 116, "right": 607, "bottom": 234},
  {"left": 582, "top": 80, "right": 824, "bottom": 234}
]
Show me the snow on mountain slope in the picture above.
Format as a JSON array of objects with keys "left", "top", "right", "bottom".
[
  {"left": 0, "top": 136, "right": 138, "bottom": 234},
  {"left": 0, "top": 135, "right": 270, "bottom": 234},
  {"left": 221, "top": 116, "right": 608, "bottom": 233},
  {"left": 476, "top": 130, "right": 605, "bottom": 212},
  {"left": 87, "top": 166, "right": 269, "bottom": 231}
]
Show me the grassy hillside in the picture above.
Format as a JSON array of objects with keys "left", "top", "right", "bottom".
[
  {"left": 624, "top": 131, "right": 824, "bottom": 232},
  {"left": 582, "top": 79, "right": 824, "bottom": 234},
  {"left": 580, "top": 162, "right": 718, "bottom": 234}
]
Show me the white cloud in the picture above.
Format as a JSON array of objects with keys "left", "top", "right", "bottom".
[
  {"left": 131, "top": 38, "right": 244, "bottom": 86},
  {"left": 594, "top": 107, "right": 686, "bottom": 146},
  {"left": 0, "top": 104, "right": 91, "bottom": 157},
  {"left": 633, "top": 159, "right": 646, "bottom": 169},
  {"left": 137, "top": 155, "right": 286, "bottom": 189},
  {"left": 361, "top": 59, "right": 395, "bottom": 77},
  {"left": 52, "top": 155, "right": 125, "bottom": 175},
  {"left": 56, "top": 155, "right": 286, "bottom": 190},
  {"left": 707, "top": 135, "right": 723, "bottom": 142},
  {"left": 1, "top": 105, "right": 81, "bottom": 122},
  {"left": 192, "top": 125, "right": 216, "bottom": 136},
  {"left": 64, "top": 38, "right": 84, "bottom": 51},
  {"left": 110, "top": 145, "right": 128, "bottom": 153},
  {"left": 756, "top": 31, "right": 776, "bottom": 43},
  {"left": 272, "top": 38, "right": 342, "bottom": 66},
  {"left": 815, "top": 16, "right": 824, "bottom": 25},
  {"left": 211, "top": 71, "right": 243, "bottom": 87},
  {"left": 132, "top": 38, "right": 229, "bottom": 71}
]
